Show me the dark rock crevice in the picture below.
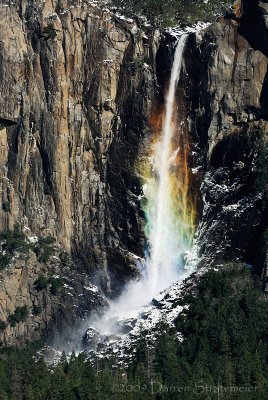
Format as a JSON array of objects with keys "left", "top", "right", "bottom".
[{"left": 239, "top": 0, "right": 268, "bottom": 58}]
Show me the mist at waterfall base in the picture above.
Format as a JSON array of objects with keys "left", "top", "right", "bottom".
[{"left": 84, "top": 35, "right": 197, "bottom": 340}]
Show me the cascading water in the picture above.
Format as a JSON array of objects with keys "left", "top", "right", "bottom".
[
  {"left": 105, "top": 34, "right": 195, "bottom": 313},
  {"left": 80, "top": 34, "right": 197, "bottom": 342},
  {"left": 146, "top": 34, "right": 193, "bottom": 296},
  {"left": 140, "top": 33, "right": 196, "bottom": 302}
]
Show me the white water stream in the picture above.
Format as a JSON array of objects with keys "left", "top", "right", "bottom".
[
  {"left": 84, "top": 34, "right": 193, "bottom": 340},
  {"left": 148, "top": 34, "right": 189, "bottom": 296}
]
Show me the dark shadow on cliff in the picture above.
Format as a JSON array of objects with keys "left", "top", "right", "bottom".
[
  {"left": 260, "top": 67, "right": 268, "bottom": 114},
  {"left": 238, "top": 0, "right": 268, "bottom": 58}
]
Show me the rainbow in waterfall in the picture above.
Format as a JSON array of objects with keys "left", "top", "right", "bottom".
[
  {"left": 83, "top": 35, "right": 197, "bottom": 323},
  {"left": 139, "top": 34, "right": 197, "bottom": 296}
]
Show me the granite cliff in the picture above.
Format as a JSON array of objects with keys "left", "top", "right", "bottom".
[
  {"left": 0, "top": 0, "right": 268, "bottom": 347},
  {"left": 0, "top": 0, "right": 158, "bottom": 346},
  {"left": 153, "top": 0, "right": 268, "bottom": 279}
]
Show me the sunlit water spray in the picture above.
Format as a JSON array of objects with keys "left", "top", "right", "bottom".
[
  {"left": 84, "top": 34, "right": 197, "bottom": 337},
  {"left": 146, "top": 34, "right": 192, "bottom": 295},
  {"left": 138, "top": 33, "right": 196, "bottom": 301}
]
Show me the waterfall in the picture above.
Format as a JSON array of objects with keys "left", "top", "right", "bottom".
[
  {"left": 148, "top": 34, "right": 189, "bottom": 294},
  {"left": 109, "top": 33, "right": 196, "bottom": 313},
  {"left": 140, "top": 33, "right": 196, "bottom": 301},
  {"left": 80, "top": 34, "right": 196, "bottom": 340}
]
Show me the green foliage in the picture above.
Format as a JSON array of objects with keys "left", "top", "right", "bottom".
[
  {"left": 8, "top": 306, "right": 28, "bottom": 327},
  {"left": 0, "top": 229, "right": 56, "bottom": 270},
  {"left": 43, "top": 23, "right": 57, "bottom": 40},
  {"left": 108, "top": 0, "right": 231, "bottom": 27},
  {"left": 34, "top": 274, "right": 63, "bottom": 295},
  {"left": 154, "top": 265, "right": 268, "bottom": 398},
  {"left": 0, "top": 225, "right": 29, "bottom": 255},
  {"left": 0, "top": 320, "right": 7, "bottom": 332},
  {"left": 32, "top": 305, "right": 42, "bottom": 316},
  {"left": 39, "top": 237, "right": 56, "bottom": 246},
  {"left": 37, "top": 249, "right": 52, "bottom": 263},
  {"left": 34, "top": 275, "right": 48, "bottom": 291},
  {"left": 0, "top": 226, "right": 30, "bottom": 271},
  {"left": 0, "top": 254, "right": 10, "bottom": 271},
  {"left": 2, "top": 200, "right": 11, "bottom": 212},
  {"left": 0, "top": 265, "right": 267, "bottom": 399},
  {"left": 59, "top": 251, "right": 68, "bottom": 263},
  {"left": 49, "top": 276, "right": 63, "bottom": 295},
  {"left": 33, "top": 236, "right": 56, "bottom": 263}
]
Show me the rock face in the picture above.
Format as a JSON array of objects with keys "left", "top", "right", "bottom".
[
  {"left": 0, "top": 0, "right": 158, "bottom": 346},
  {"left": 183, "top": 7, "right": 268, "bottom": 273},
  {"left": 150, "top": 2, "right": 268, "bottom": 278},
  {"left": 0, "top": 242, "right": 107, "bottom": 347},
  {"left": 239, "top": 0, "right": 268, "bottom": 57},
  {"left": 0, "top": 0, "right": 157, "bottom": 294},
  {"left": 1, "top": 0, "right": 268, "bottom": 347}
]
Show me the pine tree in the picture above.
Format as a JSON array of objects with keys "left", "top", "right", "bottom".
[{"left": 47, "top": 365, "right": 75, "bottom": 400}]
